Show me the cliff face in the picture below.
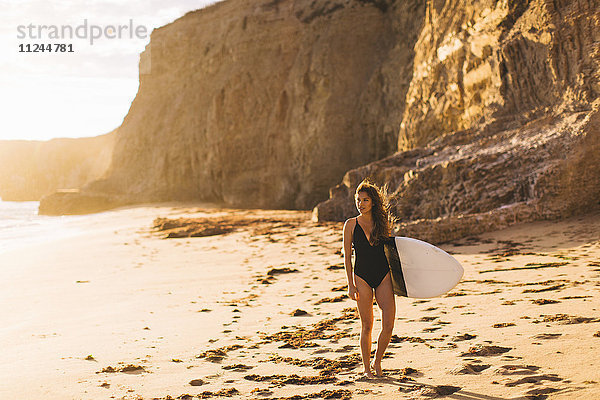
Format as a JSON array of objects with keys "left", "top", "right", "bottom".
[
  {"left": 398, "top": 0, "right": 599, "bottom": 150},
  {"left": 0, "top": 131, "right": 115, "bottom": 201},
  {"left": 314, "top": 0, "right": 600, "bottom": 242},
  {"left": 83, "top": 0, "right": 425, "bottom": 209},
  {"left": 37, "top": 0, "right": 599, "bottom": 238}
]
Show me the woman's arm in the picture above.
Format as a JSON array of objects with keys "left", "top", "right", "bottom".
[{"left": 343, "top": 218, "right": 358, "bottom": 300}]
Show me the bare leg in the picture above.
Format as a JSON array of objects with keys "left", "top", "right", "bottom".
[
  {"left": 372, "top": 273, "right": 395, "bottom": 376},
  {"left": 354, "top": 274, "right": 375, "bottom": 378}
]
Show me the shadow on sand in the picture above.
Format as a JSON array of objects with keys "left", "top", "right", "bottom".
[{"left": 376, "top": 376, "right": 568, "bottom": 400}]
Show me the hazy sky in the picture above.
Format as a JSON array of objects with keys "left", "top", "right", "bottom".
[{"left": 0, "top": 0, "right": 220, "bottom": 141}]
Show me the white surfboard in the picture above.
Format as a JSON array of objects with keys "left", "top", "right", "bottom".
[{"left": 384, "top": 237, "right": 463, "bottom": 298}]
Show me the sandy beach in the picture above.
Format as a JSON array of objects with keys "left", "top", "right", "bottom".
[{"left": 1, "top": 204, "right": 599, "bottom": 399}]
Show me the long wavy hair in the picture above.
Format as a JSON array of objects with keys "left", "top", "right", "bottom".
[{"left": 355, "top": 179, "right": 394, "bottom": 246}]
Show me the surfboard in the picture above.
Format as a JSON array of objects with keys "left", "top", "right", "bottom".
[{"left": 384, "top": 237, "right": 463, "bottom": 298}]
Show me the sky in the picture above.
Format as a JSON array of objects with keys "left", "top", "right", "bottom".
[{"left": 0, "top": 0, "right": 220, "bottom": 141}]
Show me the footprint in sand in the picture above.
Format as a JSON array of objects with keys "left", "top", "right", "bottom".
[
  {"left": 532, "top": 333, "right": 562, "bottom": 340},
  {"left": 400, "top": 385, "right": 461, "bottom": 397},
  {"left": 526, "top": 387, "right": 561, "bottom": 397},
  {"left": 450, "top": 363, "right": 491, "bottom": 375},
  {"left": 452, "top": 333, "right": 476, "bottom": 341},
  {"left": 291, "top": 309, "right": 309, "bottom": 316},
  {"left": 494, "top": 364, "right": 540, "bottom": 376},
  {"left": 505, "top": 374, "right": 562, "bottom": 387},
  {"left": 461, "top": 345, "right": 511, "bottom": 357}
]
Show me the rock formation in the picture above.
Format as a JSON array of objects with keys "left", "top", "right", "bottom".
[
  {"left": 78, "top": 0, "right": 424, "bottom": 210},
  {"left": 0, "top": 131, "right": 115, "bottom": 201},
  {"left": 34, "top": 0, "right": 599, "bottom": 242},
  {"left": 37, "top": 189, "right": 124, "bottom": 216},
  {"left": 314, "top": 0, "right": 600, "bottom": 242}
]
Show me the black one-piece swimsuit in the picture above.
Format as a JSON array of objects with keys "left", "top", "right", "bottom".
[{"left": 352, "top": 218, "right": 390, "bottom": 288}]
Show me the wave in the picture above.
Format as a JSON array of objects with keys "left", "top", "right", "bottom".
[{"left": 0, "top": 200, "right": 85, "bottom": 255}]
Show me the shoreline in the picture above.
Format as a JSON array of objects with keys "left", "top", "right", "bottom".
[{"left": 0, "top": 205, "right": 598, "bottom": 399}]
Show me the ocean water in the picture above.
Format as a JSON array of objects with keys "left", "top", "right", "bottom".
[{"left": 0, "top": 200, "right": 85, "bottom": 255}]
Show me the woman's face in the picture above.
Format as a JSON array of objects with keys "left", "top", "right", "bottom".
[{"left": 355, "top": 191, "right": 372, "bottom": 215}]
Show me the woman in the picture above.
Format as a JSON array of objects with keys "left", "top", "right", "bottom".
[{"left": 343, "top": 179, "right": 395, "bottom": 378}]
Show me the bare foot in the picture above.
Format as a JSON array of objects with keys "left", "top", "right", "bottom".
[
  {"left": 371, "top": 362, "right": 383, "bottom": 377},
  {"left": 358, "top": 369, "right": 376, "bottom": 380}
]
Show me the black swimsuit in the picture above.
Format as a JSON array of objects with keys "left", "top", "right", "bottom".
[{"left": 352, "top": 218, "right": 390, "bottom": 288}]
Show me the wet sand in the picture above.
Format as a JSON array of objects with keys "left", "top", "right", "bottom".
[{"left": 0, "top": 205, "right": 598, "bottom": 399}]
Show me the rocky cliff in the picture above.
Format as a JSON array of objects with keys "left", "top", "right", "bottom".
[
  {"left": 0, "top": 131, "right": 115, "bottom": 201},
  {"left": 314, "top": 0, "right": 600, "bottom": 242},
  {"left": 79, "top": 0, "right": 424, "bottom": 209},
  {"left": 37, "top": 0, "right": 599, "bottom": 241}
]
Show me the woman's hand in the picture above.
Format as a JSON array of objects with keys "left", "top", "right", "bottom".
[{"left": 347, "top": 284, "right": 359, "bottom": 301}]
